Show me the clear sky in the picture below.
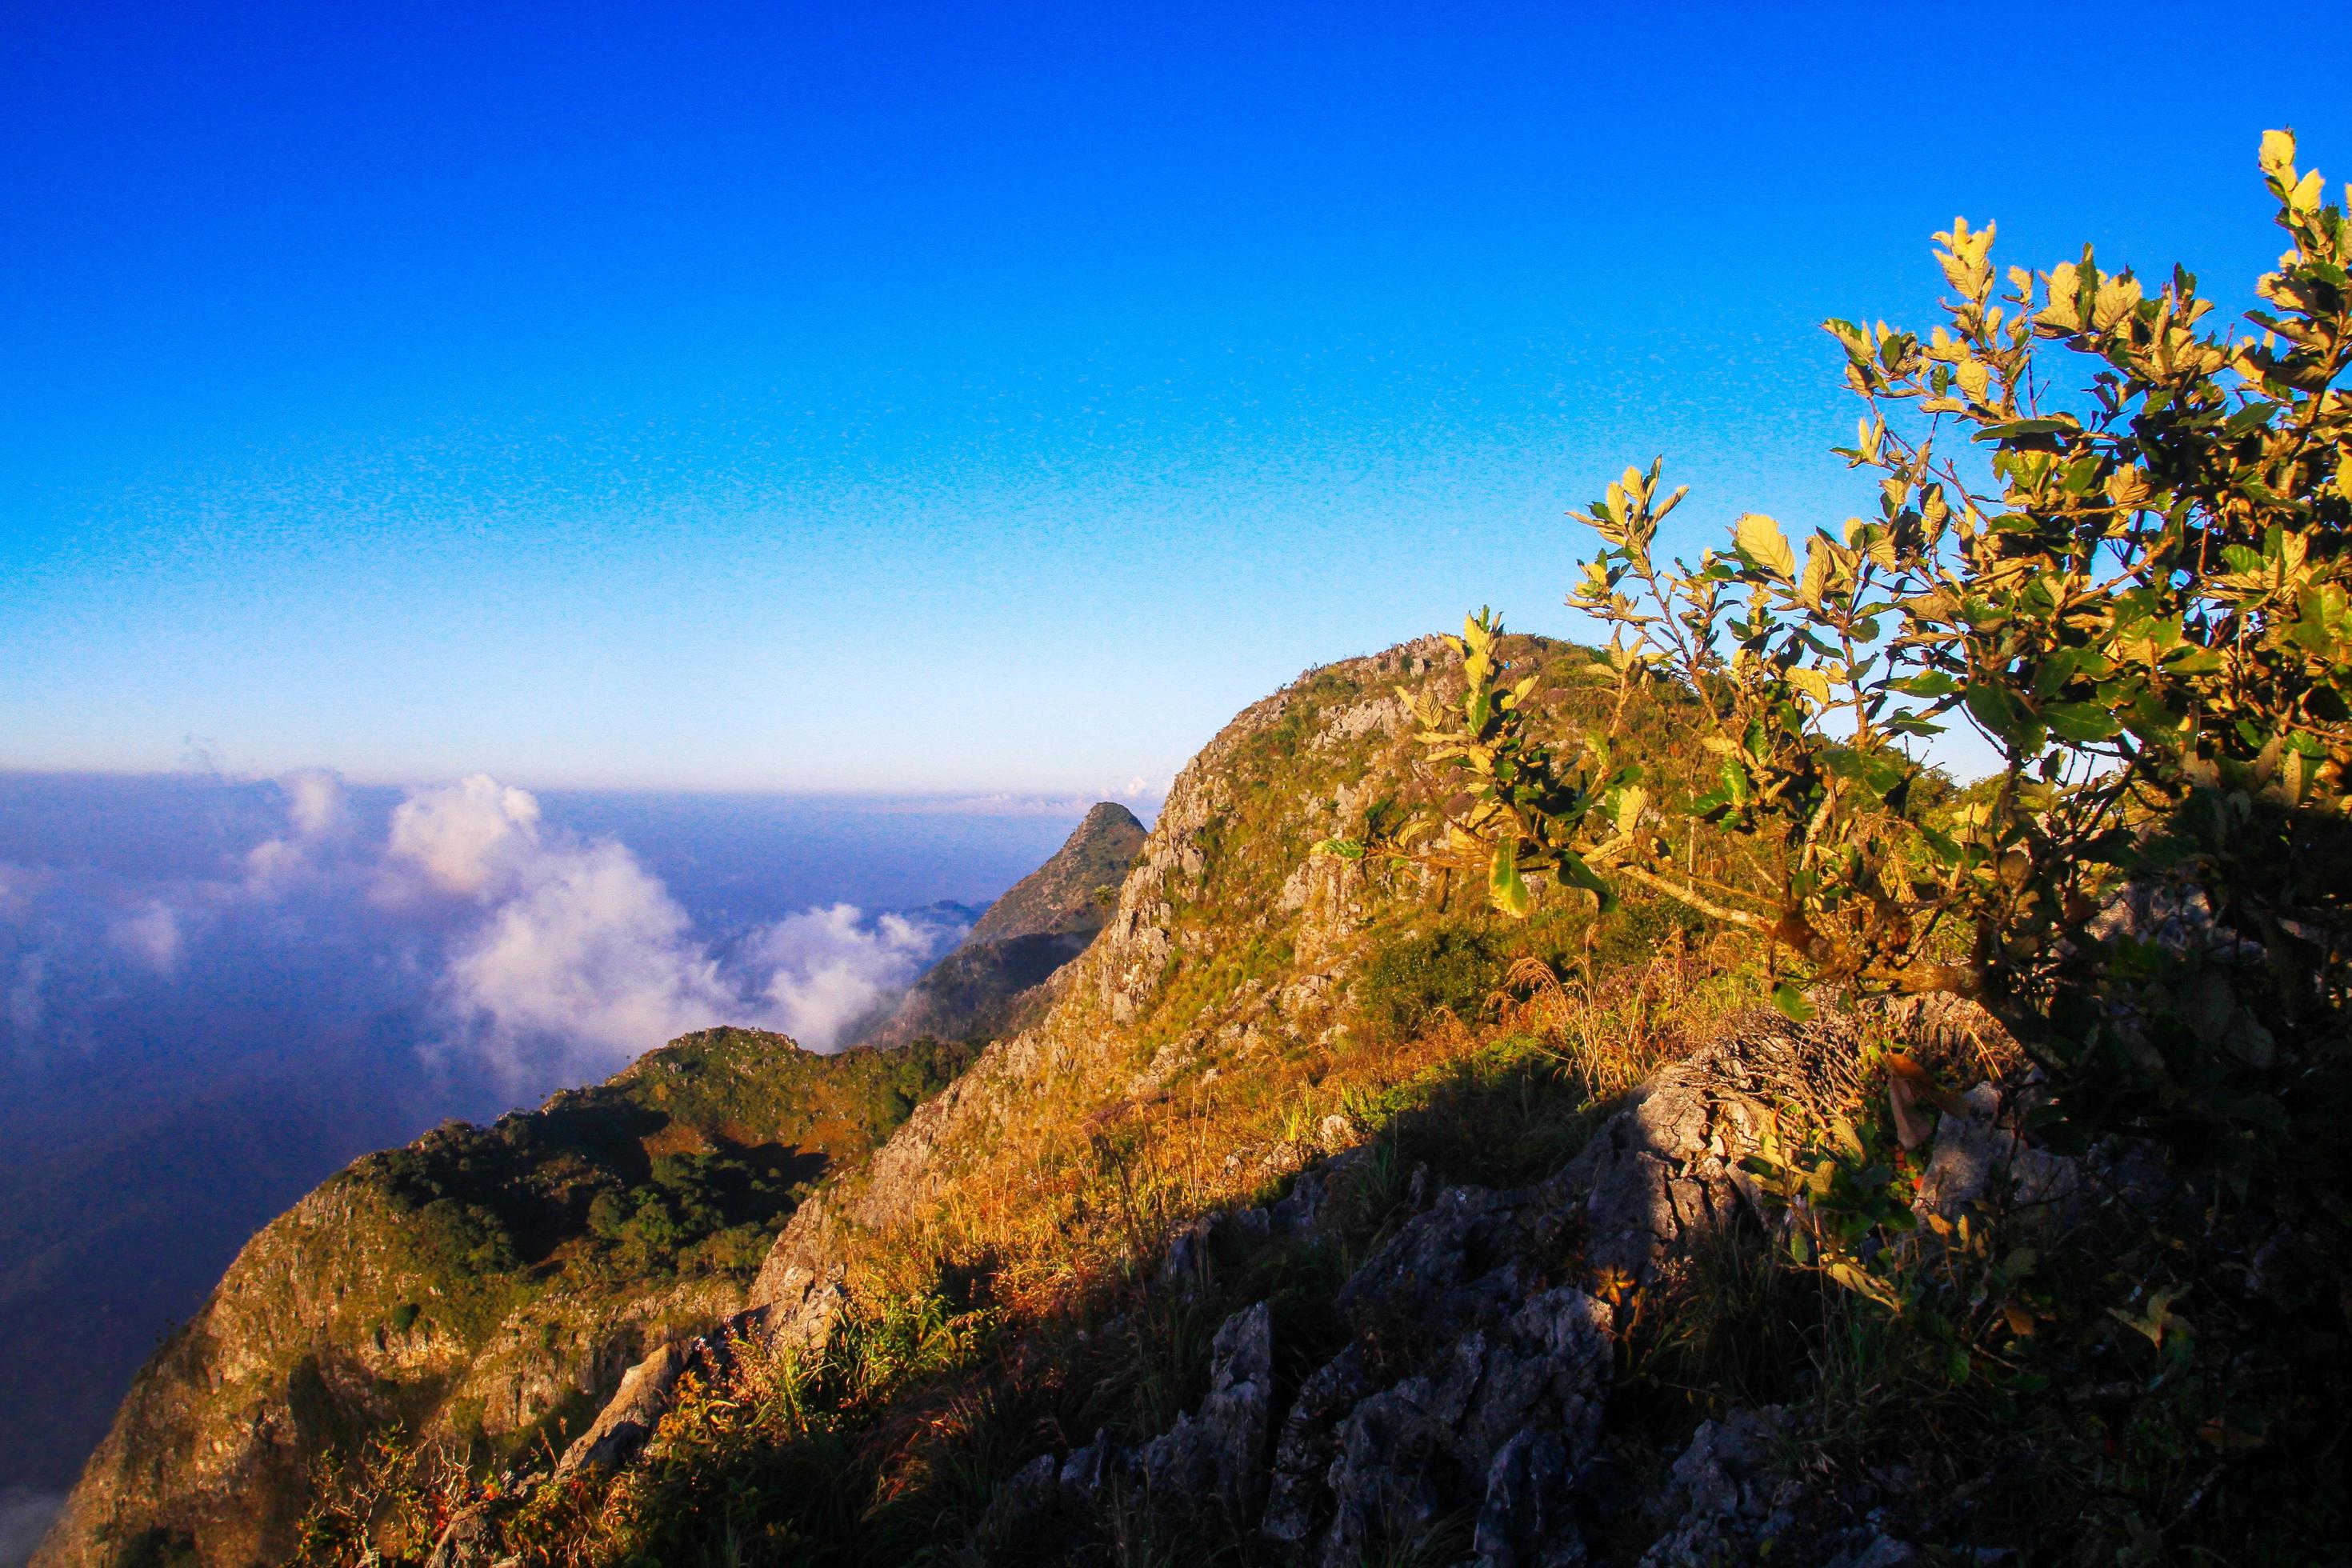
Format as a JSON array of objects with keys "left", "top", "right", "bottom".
[{"left": 6, "top": 1, "right": 2349, "bottom": 793}]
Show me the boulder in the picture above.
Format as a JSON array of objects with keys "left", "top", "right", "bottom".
[
  {"left": 1262, "top": 1344, "right": 1377, "bottom": 1550},
  {"left": 1913, "top": 1084, "right": 2078, "bottom": 1222},
  {"left": 1472, "top": 1426, "right": 1583, "bottom": 1568},
  {"left": 1637, "top": 1406, "right": 1796, "bottom": 1568}
]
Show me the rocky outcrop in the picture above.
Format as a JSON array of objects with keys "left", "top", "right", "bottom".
[
  {"left": 942, "top": 983, "right": 2063, "bottom": 1566},
  {"left": 976, "top": 1299, "right": 1274, "bottom": 1553},
  {"left": 945, "top": 1004, "right": 1952, "bottom": 1566},
  {"left": 1132, "top": 1300, "right": 1275, "bottom": 1512},
  {"left": 1913, "top": 1082, "right": 2079, "bottom": 1221},
  {"left": 554, "top": 1339, "right": 695, "bottom": 1474}
]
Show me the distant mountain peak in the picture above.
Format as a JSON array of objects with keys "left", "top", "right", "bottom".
[
  {"left": 966, "top": 801, "right": 1145, "bottom": 946},
  {"left": 853, "top": 802, "right": 1148, "bottom": 1050}
]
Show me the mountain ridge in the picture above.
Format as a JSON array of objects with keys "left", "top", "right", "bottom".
[
  {"left": 48, "top": 629, "right": 2329, "bottom": 1566},
  {"left": 30, "top": 1025, "right": 978, "bottom": 1568}
]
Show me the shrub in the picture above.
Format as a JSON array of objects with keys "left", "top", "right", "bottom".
[
  {"left": 1409, "top": 130, "right": 2352, "bottom": 1178},
  {"left": 1358, "top": 926, "right": 1500, "bottom": 1037},
  {"left": 1390, "top": 128, "right": 2352, "bottom": 1564}
]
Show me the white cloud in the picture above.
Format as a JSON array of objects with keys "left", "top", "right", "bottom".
[
  {"left": 386, "top": 774, "right": 542, "bottom": 897},
  {"left": 436, "top": 834, "right": 739, "bottom": 1085},
  {"left": 410, "top": 776, "right": 964, "bottom": 1082},
  {"left": 281, "top": 768, "right": 349, "bottom": 841},
  {"left": 246, "top": 769, "right": 353, "bottom": 890},
  {"left": 6, "top": 952, "right": 46, "bottom": 1038},
  {"left": 739, "top": 904, "right": 964, "bottom": 1050},
  {"left": 6, "top": 769, "right": 979, "bottom": 1097},
  {"left": 110, "top": 902, "right": 183, "bottom": 975}
]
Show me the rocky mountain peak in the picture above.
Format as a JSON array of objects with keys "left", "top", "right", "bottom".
[
  {"left": 849, "top": 801, "right": 1146, "bottom": 1051},
  {"left": 967, "top": 801, "right": 1146, "bottom": 944}
]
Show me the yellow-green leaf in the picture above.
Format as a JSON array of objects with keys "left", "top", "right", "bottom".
[
  {"left": 2259, "top": 129, "right": 2297, "bottom": 177},
  {"left": 1734, "top": 513, "right": 1797, "bottom": 579},
  {"left": 1613, "top": 785, "right": 1649, "bottom": 836},
  {"left": 1490, "top": 836, "right": 1532, "bottom": 918}
]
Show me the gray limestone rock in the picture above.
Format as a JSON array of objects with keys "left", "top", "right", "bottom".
[
  {"left": 1334, "top": 1186, "right": 1534, "bottom": 1348},
  {"left": 1135, "top": 1300, "right": 1276, "bottom": 1513},
  {"left": 1283, "top": 1280, "right": 1615, "bottom": 1566},
  {"left": 1315, "top": 1378, "right": 1461, "bottom": 1568},
  {"left": 969, "top": 1452, "right": 1064, "bottom": 1554},
  {"left": 1638, "top": 1406, "right": 1796, "bottom": 1568},
  {"left": 1473, "top": 1426, "right": 1584, "bottom": 1568},
  {"left": 1059, "top": 1429, "right": 1114, "bottom": 1497},
  {"left": 1558, "top": 1078, "right": 1723, "bottom": 1282},
  {"left": 746, "top": 1191, "right": 853, "bottom": 1356},
  {"left": 422, "top": 1506, "right": 504, "bottom": 1568},
  {"left": 1913, "top": 1085, "right": 2078, "bottom": 1222},
  {"left": 1262, "top": 1344, "right": 1378, "bottom": 1550}
]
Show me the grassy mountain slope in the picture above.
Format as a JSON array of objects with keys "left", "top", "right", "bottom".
[
  {"left": 472, "top": 632, "right": 2342, "bottom": 1566},
  {"left": 55, "top": 630, "right": 2336, "bottom": 1566},
  {"left": 471, "top": 634, "right": 1771, "bottom": 1562},
  {"left": 34, "top": 1030, "right": 975, "bottom": 1568}
]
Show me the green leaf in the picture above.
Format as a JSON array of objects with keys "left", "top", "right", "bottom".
[
  {"left": 2042, "top": 701, "right": 2122, "bottom": 743},
  {"left": 1964, "top": 680, "right": 2042, "bottom": 752},
  {"left": 1972, "top": 416, "right": 2080, "bottom": 441},
  {"left": 1772, "top": 983, "right": 1818, "bottom": 1022},
  {"left": 1489, "top": 836, "right": 1532, "bottom": 919},
  {"left": 1917, "top": 823, "right": 1963, "bottom": 864},
  {"left": 1552, "top": 849, "right": 1615, "bottom": 909},
  {"left": 2031, "top": 646, "right": 2083, "bottom": 699}
]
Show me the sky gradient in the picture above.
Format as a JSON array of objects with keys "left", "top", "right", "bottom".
[{"left": 7, "top": 1, "right": 2352, "bottom": 791}]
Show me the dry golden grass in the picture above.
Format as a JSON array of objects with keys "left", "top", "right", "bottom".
[
  {"left": 1496, "top": 930, "right": 1740, "bottom": 1099},
  {"left": 840, "top": 922, "right": 1758, "bottom": 1356},
  {"left": 857, "top": 1011, "right": 1502, "bottom": 1322}
]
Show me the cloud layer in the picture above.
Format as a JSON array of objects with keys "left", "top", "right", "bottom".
[
  {"left": 0, "top": 770, "right": 1058, "bottom": 1502},
  {"left": 2, "top": 770, "right": 970, "bottom": 1099},
  {"left": 380, "top": 774, "right": 968, "bottom": 1082}
]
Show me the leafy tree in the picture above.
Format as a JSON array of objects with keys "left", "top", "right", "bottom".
[{"left": 1405, "top": 131, "right": 2352, "bottom": 1171}]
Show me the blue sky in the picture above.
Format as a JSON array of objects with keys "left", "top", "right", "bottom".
[{"left": 6, "top": 1, "right": 2349, "bottom": 791}]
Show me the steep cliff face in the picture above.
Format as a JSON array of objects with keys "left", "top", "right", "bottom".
[
  {"left": 33, "top": 1030, "right": 976, "bottom": 1568},
  {"left": 850, "top": 801, "right": 1146, "bottom": 1051}
]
